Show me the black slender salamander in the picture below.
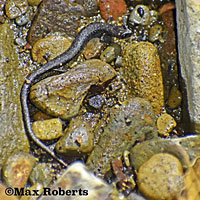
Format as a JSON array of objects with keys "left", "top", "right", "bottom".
[{"left": 20, "top": 22, "right": 132, "bottom": 167}]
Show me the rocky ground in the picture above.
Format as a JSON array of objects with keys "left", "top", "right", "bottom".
[{"left": 0, "top": 0, "right": 200, "bottom": 200}]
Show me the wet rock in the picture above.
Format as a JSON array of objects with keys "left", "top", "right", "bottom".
[
  {"left": 156, "top": 113, "right": 176, "bottom": 136},
  {"left": 15, "top": 6, "right": 34, "bottom": 26},
  {"left": 27, "top": 0, "right": 84, "bottom": 45},
  {"left": 29, "top": 163, "right": 53, "bottom": 187},
  {"left": 0, "top": 182, "right": 18, "bottom": 200},
  {"left": 0, "top": 23, "right": 30, "bottom": 168},
  {"left": 55, "top": 116, "right": 94, "bottom": 156},
  {"left": 129, "top": 5, "right": 150, "bottom": 25},
  {"left": 20, "top": 183, "right": 43, "bottom": 200},
  {"left": 87, "top": 97, "right": 157, "bottom": 178},
  {"left": 130, "top": 136, "right": 200, "bottom": 171},
  {"left": 2, "top": 153, "right": 36, "bottom": 188},
  {"left": 75, "top": 0, "right": 98, "bottom": 17},
  {"left": 99, "top": 0, "right": 127, "bottom": 21},
  {"left": 88, "top": 95, "right": 105, "bottom": 110},
  {"left": 27, "top": 0, "right": 42, "bottom": 6},
  {"left": 148, "top": 24, "right": 163, "bottom": 42},
  {"left": 39, "top": 162, "right": 112, "bottom": 200},
  {"left": 122, "top": 42, "right": 164, "bottom": 115},
  {"left": 30, "top": 59, "right": 117, "bottom": 120},
  {"left": 100, "top": 43, "right": 121, "bottom": 63},
  {"left": 5, "top": 0, "right": 28, "bottom": 20},
  {"left": 31, "top": 35, "right": 72, "bottom": 64},
  {"left": 32, "top": 118, "right": 63, "bottom": 140},
  {"left": 138, "top": 153, "right": 184, "bottom": 200},
  {"left": 83, "top": 38, "right": 104, "bottom": 60},
  {"left": 167, "top": 85, "right": 182, "bottom": 109}
]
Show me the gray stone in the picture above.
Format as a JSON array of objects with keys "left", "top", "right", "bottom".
[{"left": 176, "top": 0, "right": 200, "bottom": 133}]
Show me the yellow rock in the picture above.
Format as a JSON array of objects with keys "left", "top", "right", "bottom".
[
  {"left": 32, "top": 118, "right": 63, "bottom": 140},
  {"left": 157, "top": 113, "right": 176, "bottom": 136},
  {"left": 138, "top": 153, "right": 184, "bottom": 200},
  {"left": 122, "top": 42, "right": 164, "bottom": 115}
]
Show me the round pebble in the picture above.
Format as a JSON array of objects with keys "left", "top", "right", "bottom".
[
  {"left": 5, "top": 0, "right": 28, "bottom": 20},
  {"left": 3, "top": 153, "right": 36, "bottom": 188},
  {"left": 168, "top": 85, "right": 182, "bottom": 109},
  {"left": 15, "top": 37, "right": 26, "bottom": 46},
  {"left": 88, "top": 95, "right": 105, "bottom": 109},
  {"left": 129, "top": 5, "right": 150, "bottom": 25},
  {"left": 157, "top": 113, "right": 176, "bottom": 136},
  {"left": 138, "top": 153, "right": 184, "bottom": 200}
]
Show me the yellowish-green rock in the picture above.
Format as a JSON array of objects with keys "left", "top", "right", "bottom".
[
  {"left": 0, "top": 23, "right": 30, "bottom": 168},
  {"left": 32, "top": 118, "right": 63, "bottom": 140},
  {"left": 122, "top": 42, "right": 164, "bottom": 115},
  {"left": 157, "top": 113, "right": 176, "bottom": 136}
]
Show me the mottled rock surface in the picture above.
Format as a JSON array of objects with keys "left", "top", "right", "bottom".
[
  {"left": 122, "top": 42, "right": 164, "bottom": 115},
  {"left": 55, "top": 116, "right": 94, "bottom": 155},
  {"left": 27, "top": 0, "right": 84, "bottom": 45},
  {"left": 138, "top": 153, "right": 184, "bottom": 200},
  {"left": 5, "top": 0, "right": 28, "bottom": 20},
  {"left": 0, "top": 23, "right": 30, "bottom": 168},
  {"left": 30, "top": 59, "right": 117, "bottom": 120},
  {"left": 176, "top": 0, "right": 200, "bottom": 133},
  {"left": 87, "top": 97, "right": 157, "bottom": 177},
  {"left": 2, "top": 153, "right": 36, "bottom": 188},
  {"left": 32, "top": 118, "right": 63, "bottom": 140}
]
